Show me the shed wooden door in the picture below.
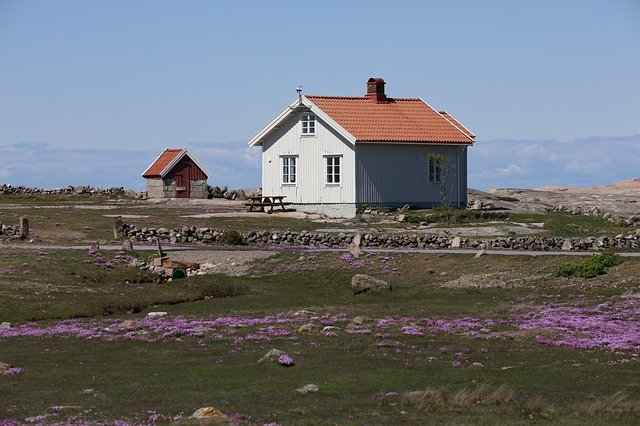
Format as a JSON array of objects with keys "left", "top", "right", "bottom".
[{"left": 174, "top": 163, "right": 191, "bottom": 198}]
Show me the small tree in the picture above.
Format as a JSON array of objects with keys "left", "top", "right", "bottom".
[{"left": 428, "top": 153, "right": 458, "bottom": 224}]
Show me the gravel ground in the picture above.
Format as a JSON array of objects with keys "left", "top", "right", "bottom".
[{"left": 165, "top": 249, "right": 277, "bottom": 276}]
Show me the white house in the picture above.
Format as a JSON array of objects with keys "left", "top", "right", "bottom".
[{"left": 248, "top": 78, "right": 475, "bottom": 217}]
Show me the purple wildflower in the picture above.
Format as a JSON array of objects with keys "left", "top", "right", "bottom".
[{"left": 278, "top": 354, "right": 295, "bottom": 366}]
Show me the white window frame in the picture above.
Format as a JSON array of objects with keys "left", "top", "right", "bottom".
[
  {"left": 281, "top": 156, "right": 297, "bottom": 185},
  {"left": 325, "top": 155, "right": 342, "bottom": 185},
  {"left": 428, "top": 154, "right": 443, "bottom": 184},
  {"left": 301, "top": 114, "right": 315, "bottom": 136}
]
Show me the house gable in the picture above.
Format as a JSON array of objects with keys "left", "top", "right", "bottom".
[{"left": 142, "top": 148, "right": 210, "bottom": 179}]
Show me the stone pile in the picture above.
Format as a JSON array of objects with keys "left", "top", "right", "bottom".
[
  {"left": 0, "top": 224, "right": 19, "bottom": 240},
  {"left": 121, "top": 223, "right": 640, "bottom": 252},
  {"left": 207, "top": 185, "right": 261, "bottom": 200},
  {"left": 550, "top": 204, "right": 640, "bottom": 227},
  {"left": 0, "top": 184, "right": 144, "bottom": 198}
]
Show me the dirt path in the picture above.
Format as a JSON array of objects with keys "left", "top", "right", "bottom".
[{"left": 2, "top": 243, "right": 640, "bottom": 257}]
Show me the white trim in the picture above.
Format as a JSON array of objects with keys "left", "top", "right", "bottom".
[
  {"left": 142, "top": 148, "right": 211, "bottom": 179},
  {"left": 324, "top": 154, "right": 342, "bottom": 186},
  {"left": 419, "top": 98, "right": 475, "bottom": 144},
  {"left": 280, "top": 155, "right": 298, "bottom": 185},
  {"left": 160, "top": 148, "right": 211, "bottom": 179},
  {"left": 247, "top": 96, "right": 357, "bottom": 147}
]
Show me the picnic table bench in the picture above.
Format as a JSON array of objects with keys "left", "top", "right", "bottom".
[{"left": 244, "top": 196, "right": 291, "bottom": 213}]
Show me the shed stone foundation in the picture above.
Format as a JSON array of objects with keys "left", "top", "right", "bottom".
[{"left": 190, "top": 180, "right": 209, "bottom": 199}]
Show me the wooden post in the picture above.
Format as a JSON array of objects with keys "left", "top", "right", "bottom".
[
  {"left": 156, "top": 238, "right": 164, "bottom": 257},
  {"left": 19, "top": 217, "right": 29, "bottom": 240},
  {"left": 113, "top": 216, "right": 124, "bottom": 239}
]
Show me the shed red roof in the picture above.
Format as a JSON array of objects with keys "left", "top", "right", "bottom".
[
  {"left": 307, "top": 96, "right": 473, "bottom": 144},
  {"left": 142, "top": 149, "right": 183, "bottom": 178}
]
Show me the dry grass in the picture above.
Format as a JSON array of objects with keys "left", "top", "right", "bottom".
[
  {"left": 522, "top": 394, "right": 555, "bottom": 419},
  {"left": 577, "top": 391, "right": 640, "bottom": 417},
  {"left": 402, "top": 384, "right": 516, "bottom": 409}
]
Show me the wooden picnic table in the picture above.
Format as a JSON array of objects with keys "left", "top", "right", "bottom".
[{"left": 244, "top": 195, "right": 291, "bottom": 213}]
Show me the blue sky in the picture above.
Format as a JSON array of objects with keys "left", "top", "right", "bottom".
[{"left": 1, "top": 0, "right": 638, "bottom": 190}]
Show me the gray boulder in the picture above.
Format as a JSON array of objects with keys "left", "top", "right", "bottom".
[
  {"left": 258, "top": 348, "right": 287, "bottom": 364},
  {"left": 351, "top": 274, "right": 392, "bottom": 295}
]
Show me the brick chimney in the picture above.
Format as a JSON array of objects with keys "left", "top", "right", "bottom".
[{"left": 366, "top": 77, "right": 387, "bottom": 102}]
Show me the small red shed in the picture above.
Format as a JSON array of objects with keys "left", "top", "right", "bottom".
[{"left": 142, "top": 148, "right": 210, "bottom": 199}]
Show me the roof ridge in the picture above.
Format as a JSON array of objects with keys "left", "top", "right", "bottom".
[{"left": 306, "top": 95, "right": 422, "bottom": 102}]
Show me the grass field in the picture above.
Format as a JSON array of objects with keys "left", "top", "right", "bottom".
[
  {"left": 1, "top": 197, "right": 639, "bottom": 424},
  {"left": 1, "top": 247, "right": 639, "bottom": 424}
]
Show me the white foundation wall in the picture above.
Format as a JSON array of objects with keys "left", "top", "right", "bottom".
[{"left": 261, "top": 114, "right": 356, "bottom": 205}]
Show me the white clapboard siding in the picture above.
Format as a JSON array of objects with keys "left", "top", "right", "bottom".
[{"left": 261, "top": 114, "right": 356, "bottom": 204}]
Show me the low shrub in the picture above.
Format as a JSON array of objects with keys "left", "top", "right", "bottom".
[
  {"left": 407, "top": 208, "right": 509, "bottom": 225},
  {"left": 218, "top": 230, "right": 244, "bottom": 245},
  {"left": 555, "top": 253, "right": 622, "bottom": 278}
]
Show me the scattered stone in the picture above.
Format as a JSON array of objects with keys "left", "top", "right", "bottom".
[
  {"left": 451, "top": 236, "right": 462, "bottom": 248},
  {"left": 561, "top": 239, "right": 573, "bottom": 251},
  {"left": 472, "top": 362, "right": 485, "bottom": 368},
  {"left": 349, "top": 316, "right": 372, "bottom": 326},
  {"left": 351, "top": 274, "right": 392, "bottom": 295},
  {"left": 292, "top": 309, "right": 315, "bottom": 316},
  {"left": 396, "top": 214, "right": 407, "bottom": 222},
  {"left": 258, "top": 348, "right": 287, "bottom": 364},
  {"left": 296, "top": 384, "right": 319, "bottom": 395},
  {"left": 147, "top": 312, "right": 167, "bottom": 318},
  {"left": 298, "top": 323, "right": 319, "bottom": 333},
  {"left": 474, "top": 249, "right": 485, "bottom": 258},
  {"left": 347, "top": 233, "right": 362, "bottom": 258},
  {"left": 113, "top": 216, "right": 124, "bottom": 239},
  {"left": 472, "top": 200, "right": 483, "bottom": 210},
  {"left": 322, "top": 326, "right": 340, "bottom": 332},
  {"left": 122, "top": 239, "right": 134, "bottom": 252},
  {"left": 118, "top": 320, "right": 135, "bottom": 328},
  {"left": 153, "top": 267, "right": 166, "bottom": 276},
  {"left": 190, "top": 407, "right": 227, "bottom": 419},
  {"left": 0, "top": 362, "right": 11, "bottom": 374},
  {"left": 0, "top": 322, "right": 11, "bottom": 329}
]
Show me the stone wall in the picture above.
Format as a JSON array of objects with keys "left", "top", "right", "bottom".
[
  {"left": 145, "top": 179, "right": 165, "bottom": 198},
  {"left": 121, "top": 223, "right": 640, "bottom": 251},
  {"left": 0, "top": 184, "right": 144, "bottom": 198},
  {"left": 163, "top": 179, "right": 177, "bottom": 198},
  {"left": 190, "top": 180, "right": 209, "bottom": 199}
]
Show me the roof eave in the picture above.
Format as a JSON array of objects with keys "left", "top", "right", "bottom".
[
  {"left": 159, "top": 148, "right": 211, "bottom": 179},
  {"left": 419, "top": 98, "right": 475, "bottom": 144},
  {"left": 247, "top": 96, "right": 357, "bottom": 147}
]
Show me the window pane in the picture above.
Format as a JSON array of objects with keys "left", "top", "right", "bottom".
[{"left": 335, "top": 174, "right": 340, "bottom": 183}]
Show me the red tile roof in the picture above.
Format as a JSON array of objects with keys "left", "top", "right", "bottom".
[
  {"left": 142, "top": 148, "right": 183, "bottom": 177},
  {"left": 307, "top": 96, "right": 473, "bottom": 144},
  {"left": 439, "top": 111, "right": 475, "bottom": 139}
]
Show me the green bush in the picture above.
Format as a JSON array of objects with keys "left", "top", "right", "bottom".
[
  {"left": 218, "top": 229, "right": 244, "bottom": 245},
  {"left": 407, "top": 208, "right": 508, "bottom": 225},
  {"left": 554, "top": 253, "right": 622, "bottom": 278}
]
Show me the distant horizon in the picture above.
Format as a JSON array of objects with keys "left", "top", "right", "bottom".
[{"left": 1, "top": 133, "right": 639, "bottom": 192}]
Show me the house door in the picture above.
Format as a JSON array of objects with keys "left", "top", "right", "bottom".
[{"left": 174, "top": 164, "right": 190, "bottom": 198}]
